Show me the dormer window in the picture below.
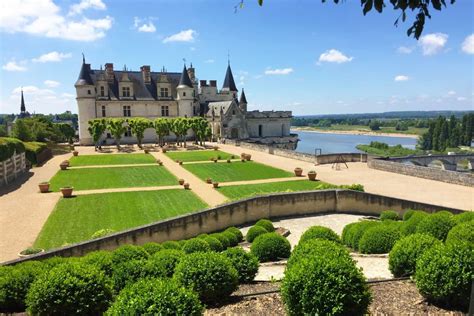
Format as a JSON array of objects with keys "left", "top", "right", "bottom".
[
  {"left": 100, "top": 86, "right": 105, "bottom": 97},
  {"left": 122, "top": 87, "right": 131, "bottom": 97},
  {"left": 160, "top": 88, "right": 169, "bottom": 97}
]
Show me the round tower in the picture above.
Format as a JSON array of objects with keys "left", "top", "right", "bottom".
[
  {"left": 75, "top": 55, "right": 96, "bottom": 145},
  {"left": 176, "top": 65, "right": 194, "bottom": 117}
]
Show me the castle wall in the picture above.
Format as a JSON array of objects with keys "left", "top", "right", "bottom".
[{"left": 247, "top": 117, "right": 291, "bottom": 137}]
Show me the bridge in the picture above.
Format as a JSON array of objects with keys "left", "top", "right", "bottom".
[{"left": 386, "top": 154, "right": 474, "bottom": 171}]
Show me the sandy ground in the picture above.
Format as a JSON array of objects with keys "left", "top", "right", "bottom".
[{"left": 291, "top": 127, "right": 420, "bottom": 139}]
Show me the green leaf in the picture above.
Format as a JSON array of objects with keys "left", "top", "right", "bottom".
[
  {"left": 432, "top": 0, "right": 442, "bottom": 10},
  {"left": 362, "top": 0, "right": 373, "bottom": 15},
  {"left": 258, "top": 0, "right": 263, "bottom": 6},
  {"left": 374, "top": 0, "right": 384, "bottom": 13}
]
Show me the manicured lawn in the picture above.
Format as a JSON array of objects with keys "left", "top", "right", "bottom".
[
  {"left": 218, "top": 180, "right": 340, "bottom": 200},
  {"left": 69, "top": 153, "right": 156, "bottom": 166},
  {"left": 49, "top": 165, "right": 177, "bottom": 191},
  {"left": 183, "top": 161, "right": 293, "bottom": 182},
  {"left": 34, "top": 189, "right": 208, "bottom": 250},
  {"left": 165, "top": 150, "right": 235, "bottom": 162}
]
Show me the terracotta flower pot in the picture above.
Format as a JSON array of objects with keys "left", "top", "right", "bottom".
[
  {"left": 206, "top": 178, "right": 212, "bottom": 184},
  {"left": 245, "top": 154, "right": 251, "bottom": 161},
  {"left": 184, "top": 183, "right": 190, "bottom": 189},
  {"left": 60, "top": 163, "right": 68, "bottom": 170},
  {"left": 213, "top": 182, "right": 219, "bottom": 188},
  {"left": 241, "top": 153, "right": 246, "bottom": 158},
  {"left": 62, "top": 160, "right": 70, "bottom": 167},
  {"left": 144, "top": 149, "right": 149, "bottom": 154},
  {"left": 158, "top": 162, "right": 163, "bottom": 166},
  {"left": 213, "top": 146, "right": 219, "bottom": 151},
  {"left": 162, "top": 148, "right": 167, "bottom": 153},
  {"left": 38, "top": 182, "right": 50, "bottom": 193},
  {"left": 227, "top": 159, "right": 231, "bottom": 163},
  {"left": 294, "top": 168, "right": 303, "bottom": 177},
  {"left": 178, "top": 179, "right": 185, "bottom": 185},
  {"left": 308, "top": 171, "right": 317, "bottom": 181},
  {"left": 179, "top": 161, "right": 183, "bottom": 165},
  {"left": 60, "top": 187, "right": 74, "bottom": 198},
  {"left": 73, "top": 151, "right": 79, "bottom": 157}
]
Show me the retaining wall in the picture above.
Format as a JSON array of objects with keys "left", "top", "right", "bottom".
[
  {"left": 0, "top": 152, "right": 27, "bottom": 186},
  {"left": 4, "top": 189, "right": 465, "bottom": 266}
]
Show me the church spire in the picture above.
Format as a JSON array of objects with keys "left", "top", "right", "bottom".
[
  {"left": 178, "top": 65, "right": 193, "bottom": 88},
  {"left": 20, "top": 88, "right": 26, "bottom": 113},
  {"left": 222, "top": 63, "right": 237, "bottom": 92}
]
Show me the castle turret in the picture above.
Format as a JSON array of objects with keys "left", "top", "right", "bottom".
[
  {"left": 176, "top": 65, "right": 194, "bottom": 117},
  {"left": 222, "top": 63, "right": 238, "bottom": 98},
  {"left": 239, "top": 88, "right": 248, "bottom": 113},
  {"left": 75, "top": 55, "right": 96, "bottom": 145}
]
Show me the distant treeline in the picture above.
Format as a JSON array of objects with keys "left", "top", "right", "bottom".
[
  {"left": 418, "top": 114, "right": 473, "bottom": 151},
  {"left": 292, "top": 117, "right": 429, "bottom": 130},
  {"left": 294, "top": 110, "right": 472, "bottom": 121}
]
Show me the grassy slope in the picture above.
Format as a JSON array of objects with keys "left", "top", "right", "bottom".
[
  {"left": 183, "top": 161, "right": 293, "bottom": 182},
  {"left": 69, "top": 154, "right": 156, "bottom": 166},
  {"left": 218, "top": 180, "right": 340, "bottom": 200},
  {"left": 49, "top": 165, "right": 177, "bottom": 191},
  {"left": 34, "top": 189, "right": 208, "bottom": 249},
  {"left": 165, "top": 150, "right": 235, "bottom": 162}
]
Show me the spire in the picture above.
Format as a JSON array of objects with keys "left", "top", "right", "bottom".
[
  {"left": 222, "top": 63, "right": 237, "bottom": 92},
  {"left": 239, "top": 88, "right": 247, "bottom": 104},
  {"left": 75, "top": 58, "right": 94, "bottom": 86},
  {"left": 178, "top": 65, "right": 193, "bottom": 88},
  {"left": 82, "top": 52, "right": 85, "bottom": 64},
  {"left": 20, "top": 88, "right": 26, "bottom": 113}
]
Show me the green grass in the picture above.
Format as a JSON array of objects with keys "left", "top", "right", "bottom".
[
  {"left": 165, "top": 150, "right": 235, "bottom": 162},
  {"left": 218, "top": 180, "right": 341, "bottom": 200},
  {"left": 69, "top": 153, "right": 156, "bottom": 166},
  {"left": 49, "top": 165, "right": 177, "bottom": 191},
  {"left": 34, "top": 189, "right": 208, "bottom": 249},
  {"left": 183, "top": 161, "right": 293, "bottom": 182}
]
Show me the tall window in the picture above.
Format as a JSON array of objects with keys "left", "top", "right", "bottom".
[
  {"left": 182, "top": 92, "right": 186, "bottom": 97},
  {"left": 124, "top": 127, "right": 132, "bottom": 137},
  {"left": 123, "top": 105, "right": 131, "bottom": 117},
  {"left": 100, "top": 86, "right": 105, "bottom": 97},
  {"left": 160, "top": 88, "right": 169, "bottom": 97},
  {"left": 101, "top": 105, "right": 106, "bottom": 117},
  {"left": 161, "top": 105, "right": 169, "bottom": 117},
  {"left": 122, "top": 87, "right": 130, "bottom": 97}
]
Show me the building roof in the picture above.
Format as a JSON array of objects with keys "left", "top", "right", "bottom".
[
  {"left": 178, "top": 65, "right": 193, "bottom": 88},
  {"left": 206, "top": 100, "right": 235, "bottom": 117},
  {"left": 75, "top": 62, "right": 94, "bottom": 86},
  {"left": 222, "top": 64, "right": 237, "bottom": 92},
  {"left": 239, "top": 88, "right": 247, "bottom": 104}
]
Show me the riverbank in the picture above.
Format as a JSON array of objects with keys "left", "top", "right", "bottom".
[{"left": 291, "top": 127, "right": 420, "bottom": 139}]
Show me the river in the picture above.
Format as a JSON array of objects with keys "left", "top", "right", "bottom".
[{"left": 293, "top": 130, "right": 418, "bottom": 155}]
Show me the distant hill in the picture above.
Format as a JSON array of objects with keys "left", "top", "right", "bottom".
[{"left": 295, "top": 110, "right": 473, "bottom": 120}]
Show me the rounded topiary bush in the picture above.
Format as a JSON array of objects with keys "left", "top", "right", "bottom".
[
  {"left": 173, "top": 252, "right": 238, "bottom": 303},
  {"left": 282, "top": 242, "right": 371, "bottom": 315},
  {"left": 341, "top": 222, "right": 358, "bottom": 248},
  {"left": 143, "top": 249, "right": 185, "bottom": 278},
  {"left": 203, "top": 236, "right": 223, "bottom": 252},
  {"left": 222, "top": 231, "right": 239, "bottom": 247},
  {"left": 345, "top": 221, "right": 380, "bottom": 250},
  {"left": 111, "top": 245, "right": 149, "bottom": 266},
  {"left": 255, "top": 219, "right": 275, "bottom": 232},
  {"left": 246, "top": 225, "right": 268, "bottom": 243},
  {"left": 111, "top": 259, "right": 147, "bottom": 293},
  {"left": 81, "top": 250, "right": 114, "bottom": 276},
  {"left": 358, "top": 224, "right": 401, "bottom": 254},
  {"left": 142, "top": 242, "right": 163, "bottom": 255},
  {"left": 250, "top": 232, "right": 291, "bottom": 262},
  {"left": 400, "top": 211, "right": 429, "bottom": 236},
  {"left": 415, "top": 243, "right": 473, "bottom": 310},
  {"left": 182, "top": 238, "right": 211, "bottom": 254},
  {"left": 299, "top": 226, "right": 340, "bottom": 245},
  {"left": 416, "top": 212, "right": 454, "bottom": 241},
  {"left": 106, "top": 278, "right": 203, "bottom": 315},
  {"left": 0, "top": 261, "right": 45, "bottom": 313},
  {"left": 287, "top": 239, "right": 347, "bottom": 270},
  {"left": 225, "top": 227, "right": 244, "bottom": 242},
  {"left": 380, "top": 210, "right": 399, "bottom": 221},
  {"left": 223, "top": 247, "right": 259, "bottom": 283},
  {"left": 402, "top": 209, "right": 426, "bottom": 221},
  {"left": 453, "top": 212, "right": 474, "bottom": 225},
  {"left": 26, "top": 262, "right": 113, "bottom": 315},
  {"left": 388, "top": 233, "right": 441, "bottom": 277},
  {"left": 211, "top": 233, "right": 231, "bottom": 249},
  {"left": 446, "top": 221, "right": 474, "bottom": 246},
  {"left": 197, "top": 233, "right": 208, "bottom": 239},
  {"left": 161, "top": 240, "right": 182, "bottom": 250}
]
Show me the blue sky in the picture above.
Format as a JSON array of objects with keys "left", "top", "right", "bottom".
[{"left": 0, "top": 0, "right": 473, "bottom": 115}]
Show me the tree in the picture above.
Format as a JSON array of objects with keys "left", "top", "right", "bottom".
[
  {"left": 189, "top": 117, "right": 210, "bottom": 146},
  {"left": 245, "top": 0, "right": 456, "bottom": 39},
  {"left": 11, "top": 119, "right": 33, "bottom": 141},
  {"left": 128, "top": 118, "right": 151, "bottom": 148},
  {"left": 153, "top": 118, "right": 172, "bottom": 147},
  {"left": 107, "top": 119, "right": 127, "bottom": 149},
  {"left": 369, "top": 120, "right": 381, "bottom": 131},
  {"left": 88, "top": 119, "right": 108, "bottom": 150},
  {"left": 56, "top": 123, "right": 76, "bottom": 144},
  {"left": 171, "top": 118, "right": 190, "bottom": 147}
]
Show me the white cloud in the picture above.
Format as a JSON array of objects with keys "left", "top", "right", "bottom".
[
  {"left": 2, "top": 60, "right": 27, "bottom": 71},
  {"left": 204, "top": 59, "right": 214, "bottom": 63},
  {"left": 447, "top": 90, "right": 456, "bottom": 96},
  {"left": 397, "top": 46, "right": 414, "bottom": 54},
  {"left": 69, "top": 0, "right": 106, "bottom": 15},
  {"left": 32, "top": 51, "right": 72, "bottom": 63},
  {"left": 394, "top": 75, "right": 409, "bottom": 82},
  {"left": 163, "top": 29, "right": 196, "bottom": 43},
  {"left": 457, "top": 96, "right": 467, "bottom": 101},
  {"left": 264, "top": 68, "right": 293, "bottom": 75},
  {"left": 318, "top": 49, "right": 353, "bottom": 64},
  {"left": 461, "top": 34, "right": 474, "bottom": 54},
  {"left": 419, "top": 33, "right": 448, "bottom": 55},
  {"left": 44, "top": 80, "right": 60, "bottom": 88},
  {"left": 133, "top": 17, "right": 156, "bottom": 33},
  {"left": 0, "top": 0, "right": 113, "bottom": 42}
]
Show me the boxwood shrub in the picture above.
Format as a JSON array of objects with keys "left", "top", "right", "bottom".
[
  {"left": 223, "top": 247, "right": 259, "bottom": 283},
  {"left": 225, "top": 226, "right": 244, "bottom": 242},
  {"left": 400, "top": 211, "right": 429, "bottom": 236},
  {"left": 182, "top": 238, "right": 211, "bottom": 254},
  {"left": 211, "top": 233, "right": 231, "bottom": 249},
  {"left": 143, "top": 249, "right": 185, "bottom": 278},
  {"left": 415, "top": 243, "right": 473, "bottom": 310},
  {"left": 250, "top": 232, "right": 291, "bottom": 262},
  {"left": 453, "top": 212, "right": 474, "bottom": 225},
  {"left": 416, "top": 212, "right": 454, "bottom": 241},
  {"left": 161, "top": 240, "right": 182, "bottom": 250},
  {"left": 388, "top": 233, "right": 441, "bottom": 277},
  {"left": 358, "top": 224, "right": 401, "bottom": 254},
  {"left": 0, "top": 261, "right": 45, "bottom": 313},
  {"left": 341, "top": 222, "right": 358, "bottom": 248},
  {"left": 246, "top": 225, "right": 268, "bottom": 243},
  {"left": 281, "top": 240, "right": 371, "bottom": 315},
  {"left": 111, "top": 259, "right": 147, "bottom": 293},
  {"left": 81, "top": 250, "right": 114, "bottom": 276},
  {"left": 110, "top": 245, "right": 149, "bottom": 267},
  {"left": 446, "top": 221, "right": 474, "bottom": 246},
  {"left": 299, "top": 226, "right": 340, "bottom": 245},
  {"left": 106, "top": 278, "right": 203, "bottom": 315},
  {"left": 26, "top": 262, "right": 113, "bottom": 315},
  {"left": 403, "top": 209, "right": 426, "bottom": 221},
  {"left": 380, "top": 210, "right": 399, "bottom": 221},
  {"left": 287, "top": 239, "right": 347, "bottom": 270},
  {"left": 203, "top": 236, "right": 223, "bottom": 252},
  {"left": 142, "top": 242, "right": 163, "bottom": 255},
  {"left": 255, "top": 219, "right": 275, "bottom": 232},
  {"left": 343, "top": 221, "right": 380, "bottom": 250},
  {"left": 173, "top": 252, "right": 238, "bottom": 303},
  {"left": 222, "top": 231, "right": 239, "bottom": 247}
]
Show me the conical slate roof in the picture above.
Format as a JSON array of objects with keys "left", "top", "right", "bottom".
[
  {"left": 222, "top": 64, "right": 237, "bottom": 92},
  {"left": 239, "top": 88, "right": 247, "bottom": 104},
  {"left": 75, "top": 59, "right": 94, "bottom": 86},
  {"left": 178, "top": 65, "right": 193, "bottom": 88}
]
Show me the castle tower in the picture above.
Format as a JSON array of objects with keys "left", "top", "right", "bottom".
[
  {"left": 75, "top": 55, "right": 96, "bottom": 145},
  {"left": 239, "top": 88, "right": 248, "bottom": 113},
  {"left": 222, "top": 62, "right": 238, "bottom": 98},
  {"left": 176, "top": 65, "right": 194, "bottom": 117}
]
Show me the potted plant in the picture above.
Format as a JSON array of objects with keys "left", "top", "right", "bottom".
[
  {"left": 213, "top": 146, "right": 219, "bottom": 151},
  {"left": 179, "top": 179, "right": 185, "bottom": 185},
  {"left": 241, "top": 153, "right": 246, "bottom": 159},
  {"left": 38, "top": 182, "right": 50, "bottom": 193},
  {"left": 206, "top": 178, "right": 213, "bottom": 184},
  {"left": 156, "top": 159, "right": 163, "bottom": 165},
  {"left": 144, "top": 149, "right": 149, "bottom": 154},
  {"left": 60, "top": 187, "right": 74, "bottom": 198},
  {"left": 162, "top": 148, "right": 167, "bottom": 153},
  {"left": 179, "top": 161, "right": 183, "bottom": 165},
  {"left": 308, "top": 170, "right": 317, "bottom": 181},
  {"left": 245, "top": 154, "right": 252, "bottom": 161},
  {"left": 18, "top": 247, "right": 44, "bottom": 258},
  {"left": 62, "top": 160, "right": 70, "bottom": 166},
  {"left": 213, "top": 158, "right": 218, "bottom": 163},
  {"left": 294, "top": 167, "right": 303, "bottom": 177},
  {"left": 59, "top": 162, "right": 68, "bottom": 170},
  {"left": 213, "top": 181, "right": 219, "bottom": 188},
  {"left": 227, "top": 159, "right": 231, "bottom": 163},
  {"left": 184, "top": 183, "right": 190, "bottom": 189},
  {"left": 73, "top": 150, "right": 79, "bottom": 157}
]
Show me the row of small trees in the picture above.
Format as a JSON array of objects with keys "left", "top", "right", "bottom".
[{"left": 87, "top": 117, "right": 212, "bottom": 149}]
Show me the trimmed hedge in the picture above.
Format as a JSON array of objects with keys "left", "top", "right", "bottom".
[
  {"left": 223, "top": 247, "right": 259, "bottom": 283},
  {"left": 182, "top": 238, "right": 211, "bottom": 254},
  {"left": 225, "top": 227, "right": 244, "bottom": 242},
  {"left": 211, "top": 233, "right": 231, "bottom": 249},
  {"left": 142, "top": 242, "right": 163, "bottom": 255},
  {"left": 342, "top": 221, "right": 380, "bottom": 250},
  {"left": 222, "top": 231, "right": 239, "bottom": 247},
  {"left": 388, "top": 233, "right": 441, "bottom": 277},
  {"left": 416, "top": 212, "right": 454, "bottom": 241},
  {"left": 446, "top": 221, "right": 474, "bottom": 246},
  {"left": 416, "top": 243, "right": 473, "bottom": 310},
  {"left": 250, "top": 232, "right": 291, "bottom": 262},
  {"left": 203, "top": 236, "right": 223, "bottom": 252},
  {"left": 380, "top": 210, "right": 399, "bottom": 221},
  {"left": 24, "top": 141, "right": 48, "bottom": 165},
  {"left": 299, "top": 226, "right": 340, "bottom": 245},
  {"left": 81, "top": 250, "right": 114, "bottom": 276},
  {"left": 400, "top": 211, "right": 428, "bottom": 236},
  {"left": 0, "top": 137, "right": 25, "bottom": 162},
  {"left": 26, "top": 262, "right": 113, "bottom": 315},
  {"left": 106, "top": 278, "right": 203, "bottom": 315},
  {"left": 246, "top": 225, "right": 268, "bottom": 243},
  {"left": 255, "top": 219, "right": 275, "bottom": 232},
  {"left": 111, "top": 260, "right": 147, "bottom": 293},
  {"left": 287, "top": 239, "right": 347, "bottom": 270},
  {"left": 453, "top": 212, "right": 474, "bottom": 225},
  {"left": 358, "top": 224, "right": 401, "bottom": 254},
  {"left": 174, "top": 252, "right": 238, "bottom": 303},
  {"left": 161, "top": 240, "right": 182, "bottom": 250},
  {"left": 110, "top": 245, "right": 149, "bottom": 266},
  {"left": 403, "top": 209, "right": 426, "bottom": 221},
  {"left": 144, "top": 249, "right": 185, "bottom": 278}
]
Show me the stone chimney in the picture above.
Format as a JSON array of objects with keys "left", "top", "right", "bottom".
[
  {"left": 209, "top": 80, "right": 217, "bottom": 87},
  {"left": 105, "top": 63, "right": 114, "bottom": 82},
  {"left": 141, "top": 65, "right": 151, "bottom": 84},
  {"left": 200, "top": 80, "right": 207, "bottom": 87}
]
